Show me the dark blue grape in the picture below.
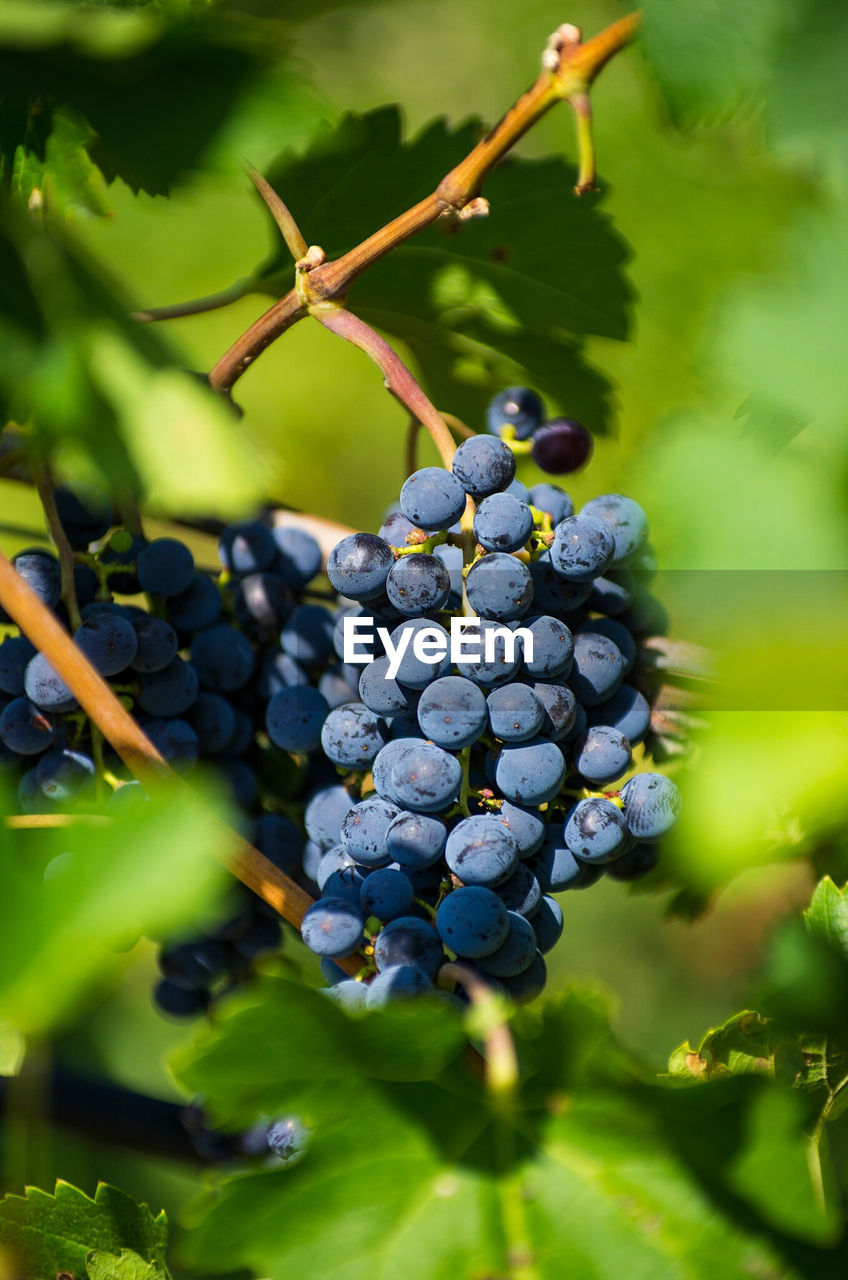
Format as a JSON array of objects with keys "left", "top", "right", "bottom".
[
  {"left": 0, "top": 636, "right": 36, "bottom": 695},
  {"left": 494, "top": 738, "right": 564, "bottom": 806},
  {"left": 0, "top": 698, "right": 55, "bottom": 755},
  {"left": 371, "top": 737, "right": 420, "bottom": 802},
  {"left": 531, "top": 418, "right": 593, "bottom": 475},
  {"left": 386, "top": 618, "right": 451, "bottom": 689},
  {"left": 388, "top": 712, "right": 425, "bottom": 740},
  {"left": 373, "top": 916, "right": 443, "bottom": 978},
  {"left": 72, "top": 563, "right": 98, "bottom": 609},
  {"left": 436, "top": 886, "right": 509, "bottom": 958},
  {"left": 36, "top": 747, "right": 96, "bottom": 801},
  {"left": 340, "top": 797, "right": 399, "bottom": 867},
  {"left": 621, "top": 772, "right": 680, "bottom": 839},
  {"left": 500, "top": 951, "right": 547, "bottom": 1003},
  {"left": 465, "top": 554, "right": 533, "bottom": 621},
  {"left": 140, "top": 717, "right": 200, "bottom": 768},
  {"left": 528, "top": 483, "right": 573, "bottom": 524},
  {"left": 320, "top": 702, "right": 387, "bottom": 769},
  {"left": 525, "top": 828, "right": 590, "bottom": 892},
  {"left": 575, "top": 617, "right": 636, "bottom": 676},
  {"left": 166, "top": 573, "right": 221, "bottom": 633},
  {"left": 573, "top": 726, "right": 631, "bottom": 785},
  {"left": 550, "top": 515, "right": 614, "bottom": 582},
  {"left": 476, "top": 910, "right": 537, "bottom": 976},
  {"left": 588, "top": 570, "right": 635, "bottom": 616},
  {"left": 323, "top": 978, "right": 367, "bottom": 1010},
  {"left": 218, "top": 520, "right": 276, "bottom": 576},
  {"left": 520, "top": 615, "right": 573, "bottom": 680},
  {"left": 53, "top": 486, "right": 112, "bottom": 549},
  {"left": 378, "top": 508, "right": 421, "bottom": 546},
  {"left": 130, "top": 615, "right": 178, "bottom": 674},
  {"left": 159, "top": 940, "right": 230, "bottom": 989},
  {"left": 318, "top": 665, "right": 359, "bottom": 708},
  {"left": 233, "top": 573, "right": 293, "bottom": 642},
  {"left": 445, "top": 816, "right": 518, "bottom": 887},
  {"left": 12, "top": 549, "right": 61, "bottom": 609},
  {"left": 389, "top": 742, "right": 461, "bottom": 813},
  {"left": 473, "top": 493, "right": 533, "bottom": 554},
  {"left": 327, "top": 533, "right": 394, "bottom": 601},
  {"left": 385, "top": 810, "right": 447, "bottom": 869},
  {"left": 529, "top": 680, "right": 577, "bottom": 741},
  {"left": 192, "top": 624, "right": 254, "bottom": 693},
  {"left": 322, "top": 866, "right": 366, "bottom": 909},
  {"left": 266, "top": 687, "right": 329, "bottom": 753},
  {"left": 564, "top": 797, "right": 628, "bottom": 863},
  {"left": 581, "top": 494, "right": 648, "bottom": 563},
  {"left": 486, "top": 386, "right": 544, "bottom": 440},
  {"left": 186, "top": 692, "right": 236, "bottom": 755},
  {"left": 272, "top": 526, "right": 322, "bottom": 588},
  {"left": 455, "top": 617, "right": 523, "bottom": 687},
  {"left": 452, "top": 435, "right": 516, "bottom": 499},
  {"left": 154, "top": 979, "right": 210, "bottom": 1017},
  {"left": 493, "top": 801, "right": 546, "bottom": 857},
  {"left": 493, "top": 863, "right": 542, "bottom": 917},
  {"left": 486, "top": 683, "right": 545, "bottom": 742},
  {"left": 588, "top": 684, "right": 650, "bottom": 745},
  {"left": 305, "top": 785, "right": 354, "bottom": 850},
  {"left": 137, "top": 538, "right": 194, "bottom": 597},
  {"left": 257, "top": 651, "right": 308, "bottom": 699},
  {"left": 137, "top": 656, "right": 198, "bottom": 716},
  {"left": 433, "top": 542, "right": 463, "bottom": 606},
  {"left": 280, "top": 605, "right": 335, "bottom": 666},
  {"left": 359, "top": 657, "right": 415, "bottom": 716},
  {"left": 385, "top": 554, "right": 450, "bottom": 615},
  {"left": 417, "top": 676, "right": 487, "bottom": 749},
  {"left": 219, "top": 708, "right": 254, "bottom": 759},
  {"left": 366, "top": 965, "right": 433, "bottom": 1006},
  {"left": 266, "top": 1117, "right": 310, "bottom": 1162},
  {"left": 531, "top": 896, "right": 563, "bottom": 953},
  {"left": 253, "top": 813, "right": 302, "bottom": 875},
  {"left": 569, "top": 631, "right": 625, "bottom": 706},
  {"left": 361, "top": 868, "right": 415, "bottom": 921},
  {"left": 606, "top": 843, "right": 660, "bottom": 880},
  {"left": 301, "top": 897, "right": 363, "bottom": 958},
  {"left": 74, "top": 614, "right": 138, "bottom": 677},
  {"left": 235, "top": 914, "right": 282, "bottom": 960},
  {"left": 24, "top": 654, "right": 77, "bottom": 713},
  {"left": 302, "top": 838, "right": 322, "bottom": 882},
  {"left": 528, "top": 554, "right": 593, "bottom": 615},
  {"left": 316, "top": 845, "right": 356, "bottom": 891},
  {"left": 399, "top": 467, "right": 466, "bottom": 532}
]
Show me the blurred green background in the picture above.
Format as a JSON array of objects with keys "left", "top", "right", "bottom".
[{"left": 2, "top": 0, "right": 848, "bottom": 1240}]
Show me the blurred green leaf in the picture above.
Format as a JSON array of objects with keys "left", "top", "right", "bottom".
[
  {"left": 174, "top": 987, "right": 816, "bottom": 1278},
  {"left": 640, "top": 0, "right": 791, "bottom": 126},
  {"left": 0, "top": 207, "right": 262, "bottom": 514},
  {"left": 806, "top": 878, "right": 848, "bottom": 958},
  {"left": 0, "top": 1181, "right": 167, "bottom": 1280},
  {"left": 249, "top": 108, "right": 633, "bottom": 431},
  {"left": 0, "top": 1016, "right": 25, "bottom": 1076},
  {"left": 87, "top": 1247, "right": 170, "bottom": 1280},
  {"left": 0, "top": 779, "right": 229, "bottom": 1035}
]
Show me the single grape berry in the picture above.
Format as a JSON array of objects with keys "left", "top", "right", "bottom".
[
  {"left": 531, "top": 419, "right": 593, "bottom": 474},
  {"left": 486, "top": 387, "right": 545, "bottom": 440},
  {"left": 452, "top": 435, "right": 516, "bottom": 498}
]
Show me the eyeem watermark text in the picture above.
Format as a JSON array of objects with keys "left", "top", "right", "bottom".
[{"left": 343, "top": 616, "right": 534, "bottom": 679}]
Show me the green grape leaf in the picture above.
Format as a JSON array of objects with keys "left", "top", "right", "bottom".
[
  {"left": 0, "top": 1017, "right": 25, "bottom": 1077},
  {"left": 86, "top": 1248, "right": 170, "bottom": 1280},
  {"left": 0, "top": 208, "right": 262, "bottom": 514},
  {"left": 0, "top": 778, "right": 229, "bottom": 1035},
  {"left": 175, "top": 988, "right": 822, "bottom": 1278},
  {"left": 639, "top": 0, "right": 790, "bottom": 127},
  {"left": 0, "top": 0, "right": 277, "bottom": 198},
  {"left": 804, "top": 877, "right": 848, "bottom": 959},
  {"left": 668, "top": 1010, "right": 776, "bottom": 1080},
  {"left": 248, "top": 108, "right": 633, "bottom": 431},
  {"left": 0, "top": 1181, "right": 167, "bottom": 1280}
]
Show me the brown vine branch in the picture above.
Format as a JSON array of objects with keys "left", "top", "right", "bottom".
[
  {"left": 206, "top": 12, "right": 640, "bottom": 393},
  {"left": 0, "top": 551, "right": 363, "bottom": 977},
  {"left": 314, "top": 307, "right": 458, "bottom": 468}
]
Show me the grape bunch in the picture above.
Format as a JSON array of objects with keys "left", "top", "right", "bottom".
[
  {"left": 291, "top": 401, "right": 681, "bottom": 1009},
  {"left": 0, "top": 489, "right": 355, "bottom": 1017}
]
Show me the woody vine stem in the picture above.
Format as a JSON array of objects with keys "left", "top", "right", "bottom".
[{"left": 0, "top": 16, "right": 638, "bottom": 966}]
